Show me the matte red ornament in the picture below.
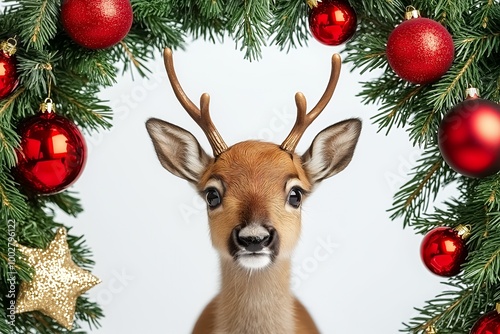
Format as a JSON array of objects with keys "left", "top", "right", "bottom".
[
  {"left": 308, "top": 0, "right": 357, "bottom": 46},
  {"left": 470, "top": 305, "right": 500, "bottom": 334},
  {"left": 61, "top": 0, "right": 133, "bottom": 49},
  {"left": 438, "top": 88, "right": 500, "bottom": 178},
  {"left": 420, "top": 225, "right": 470, "bottom": 277},
  {"left": 0, "top": 38, "right": 19, "bottom": 99},
  {"left": 15, "top": 99, "right": 87, "bottom": 195},
  {"left": 386, "top": 7, "right": 454, "bottom": 84}
]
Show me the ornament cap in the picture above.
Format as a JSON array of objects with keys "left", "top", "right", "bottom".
[
  {"left": 425, "top": 325, "right": 437, "bottom": 334},
  {"left": 454, "top": 224, "right": 472, "bottom": 239},
  {"left": 465, "top": 87, "right": 480, "bottom": 99},
  {"left": 496, "top": 302, "right": 500, "bottom": 314},
  {"left": 40, "top": 98, "right": 55, "bottom": 114},
  {"left": 404, "top": 6, "right": 421, "bottom": 20},
  {"left": 307, "top": 0, "right": 318, "bottom": 8},
  {"left": 0, "top": 38, "right": 17, "bottom": 56}
]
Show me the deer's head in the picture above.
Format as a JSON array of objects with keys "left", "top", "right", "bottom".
[{"left": 147, "top": 49, "right": 361, "bottom": 270}]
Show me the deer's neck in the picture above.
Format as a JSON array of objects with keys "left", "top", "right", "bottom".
[{"left": 214, "top": 258, "right": 295, "bottom": 334}]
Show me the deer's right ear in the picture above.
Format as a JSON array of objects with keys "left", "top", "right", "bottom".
[{"left": 146, "top": 118, "right": 212, "bottom": 184}]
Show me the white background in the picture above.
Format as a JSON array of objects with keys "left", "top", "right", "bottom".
[{"left": 67, "top": 39, "right": 448, "bottom": 333}]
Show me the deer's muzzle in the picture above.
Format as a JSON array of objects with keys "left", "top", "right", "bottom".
[{"left": 228, "top": 224, "right": 280, "bottom": 269}]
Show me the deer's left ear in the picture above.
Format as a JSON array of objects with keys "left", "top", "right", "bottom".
[{"left": 301, "top": 118, "right": 361, "bottom": 185}]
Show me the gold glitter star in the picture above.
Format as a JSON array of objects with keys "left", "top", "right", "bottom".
[{"left": 15, "top": 227, "right": 100, "bottom": 330}]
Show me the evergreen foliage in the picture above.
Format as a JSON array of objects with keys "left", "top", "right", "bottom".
[
  {"left": 1, "top": 0, "right": 498, "bottom": 332},
  {"left": 345, "top": 0, "right": 500, "bottom": 332}
]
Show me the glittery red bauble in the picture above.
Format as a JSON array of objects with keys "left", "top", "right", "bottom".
[
  {"left": 0, "top": 50, "right": 18, "bottom": 99},
  {"left": 470, "top": 310, "right": 500, "bottom": 334},
  {"left": 309, "top": 0, "right": 357, "bottom": 46},
  {"left": 420, "top": 227, "right": 468, "bottom": 277},
  {"left": 61, "top": 0, "right": 133, "bottom": 49},
  {"left": 386, "top": 17, "right": 454, "bottom": 84},
  {"left": 15, "top": 112, "right": 87, "bottom": 195},
  {"left": 438, "top": 97, "right": 500, "bottom": 178}
]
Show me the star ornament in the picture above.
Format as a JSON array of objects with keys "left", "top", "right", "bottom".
[{"left": 15, "top": 227, "right": 100, "bottom": 330}]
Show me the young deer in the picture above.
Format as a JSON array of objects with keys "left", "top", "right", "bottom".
[{"left": 146, "top": 48, "right": 361, "bottom": 334}]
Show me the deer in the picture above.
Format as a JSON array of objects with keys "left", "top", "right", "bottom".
[{"left": 146, "top": 48, "right": 361, "bottom": 334}]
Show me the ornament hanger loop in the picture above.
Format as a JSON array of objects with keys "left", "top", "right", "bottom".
[
  {"left": 40, "top": 97, "right": 55, "bottom": 113},
  {"left": 454, "top": 224, "right": 472, "bottom": 239},
  {"left": 0, "top": 37, "right": 18, "bottom": 56},
  {"left": 6, "top": 37, "right": 17, "bottom": 46},
  {"left": 405, "top": 5, "right": 421, "bottom": 20}
]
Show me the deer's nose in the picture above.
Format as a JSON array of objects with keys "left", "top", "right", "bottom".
[
  {"left": 237, "top": 235, "right": 270, "bottom": 252},
  {"left": 234, "top": 224, "right": 273, "bottom": 252}
]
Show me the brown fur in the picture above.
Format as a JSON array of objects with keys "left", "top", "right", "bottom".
[
  {"left": 192, "top": 258, "right": 319, "bottom": 334},
  {"left": 193, "top": 141, "right": 317, "bottom": 333},
  {"left": 199, "top": 141, "right": 311, "bottom": 255}
]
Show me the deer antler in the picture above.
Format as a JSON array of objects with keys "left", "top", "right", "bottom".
[
  {"left": 163, "top": 48, "right": 228, "bottom": 156},
  {"left": 280, "top": 54, "right": 342, "bottom": 152}
]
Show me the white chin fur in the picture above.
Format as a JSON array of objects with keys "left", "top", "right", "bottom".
[{"left": 237, "top": 254, "right": 272, "bottom": 269}]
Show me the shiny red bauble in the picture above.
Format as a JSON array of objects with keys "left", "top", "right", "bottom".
[
  {"left": 438, "top": 95, "right": 500, "bottom": 178},
  {"left": 15, "top": 111, "right": 87, "bottom": 195},
  {"left": 420, "top": 226, "right": 468, "bottom": 277},
  {"left": 309, "top": 0, "right": 357, "bottom": 46},
  {"left": 386, "top": 15, "right": 454, "bottom": 84},
  {"left": 61, "top": 0, "right": 133, "bottom": 49},
  {"left": 470, "top": 310, "right": 500, "bottom": 334},
  {"left": 0, "top": 39, "right": 19, "bottom": 99}
]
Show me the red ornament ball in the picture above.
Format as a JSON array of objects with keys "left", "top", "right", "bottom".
[
  {"left": 15, "top": 111, "right": 87, "bottom": 195},
  {"left": 0, "top": 41, "right": 19, "bottom": 99},
  {"left": 61, "top": 0, "right": 133, "bottom": 49},
  {"left": 438, "top": 96, "right": 500, "bottom": 178},
  {"left": 470, "top": 310, "right": 500, "bottom": 334},
  {"left": 420, "top": 226, "right": 468, "bottom": 277},
  {"left": 309, "top": 0, "right": 357, "bottom": 46},
  {"left": 386, "top": 17, "right": 454, "bottom": 84}
]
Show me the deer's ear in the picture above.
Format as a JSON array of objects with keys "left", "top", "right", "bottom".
[
  {"left": 146, "top": 118, "right": 212, "bottom": 184},
  {"left": 301, "top": 118, "right": 361, "bottom": 185}
]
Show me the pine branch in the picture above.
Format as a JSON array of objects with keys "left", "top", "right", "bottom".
[
  {"left": 270, "top": 0, "right": 309, "bottom": 52},
  {"left": 16, "top": 50, "right": 57, "bottom": 98},
  {"left": 0, "top": 171, "right": 28, "bottom": 221},
  {"left": 389, "top": 147, "right": 456, "bottom": 227},
  {"left": 15, "top": 0, "right": 59, "bottom": 51},
  {"left": 0, "top": 89, "right": 25, "bottom": 168},
  {"left": 227, "top": 0, "right": 271, "bottom": 61},
  {"left": 51, "top": 83, "right": 113, "bottom": 132},
  {"left": 402, "top": 281, "right": 481, "bottom": 333},
  {"left": 463, "top": 218, "right": 500, "bottom": 289},
  {"left": 118, "top": 40, "right": 148, "bottom": 77},
  {"left": 74, "top": 297, "right": 104, "bottom": 331}
]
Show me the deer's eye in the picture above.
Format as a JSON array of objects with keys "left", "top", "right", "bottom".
[
  {"left": 287, "top": 187, "right": 302, "bottom": 208},
  {"left": 205, "top": 188, "right": 222, "bottom": 208}
]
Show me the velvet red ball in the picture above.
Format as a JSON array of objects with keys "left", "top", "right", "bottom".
[
  {"left": 309, "top": 0, "right": 357, "bottom": 46},
  {"left": 15, "top": 112, "right": 87, "bottom": 195},
  {"left": 61, "top": 0, "right": 133, "bottom": 49},
  {"left": 470, "top": 310, "right": 500, "bottom": 334},
  {"left": 438, "top": 98, "right": 500, "bottom": 178},
  {"left": 386, "top": 17, "right": 454, "bottom": 84},
  {"left": 420, "top": 227, "right": 467, "bottom": 277}
]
